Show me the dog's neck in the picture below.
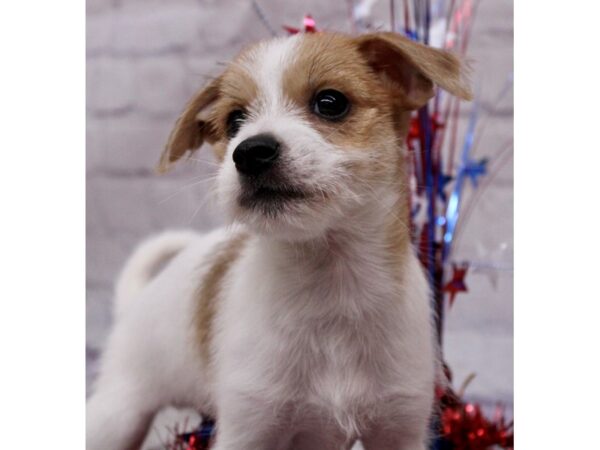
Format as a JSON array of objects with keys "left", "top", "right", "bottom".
[
  {"left": 240, "top": 124, "right": 417, "bottom": 311},
  {"left": 257, "top": 188, "right": 411, "bottom": 309}
]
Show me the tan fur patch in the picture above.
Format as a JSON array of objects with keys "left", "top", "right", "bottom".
[
  {"left": 207, "top": 56, "right": 259, "bottom": 161},
  {"left": 157, "top": 48, "right": 260, "bottom": 169},
  {"left": 195, "top": 233, "right": 248, "bottom": 364},
  {"left": 157, "top": 76, "right": 222, "bottom": 173},
  {"left": 282, "top": 33, "right": 397, "bottom": 151}
]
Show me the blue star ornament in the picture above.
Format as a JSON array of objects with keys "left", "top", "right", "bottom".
[{"left": 463, "top": 158, "right": 488, "bottom": 187}]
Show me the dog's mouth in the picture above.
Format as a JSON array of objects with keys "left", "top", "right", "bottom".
[
  {"left": 238, "top": 183, "right": 309, "bottom": 211},
  {"left": 253, "top": 186, "right": 307, "bottom": 201}
]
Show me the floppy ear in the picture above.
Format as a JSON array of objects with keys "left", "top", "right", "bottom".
[
  {"left": 356, "top": 32, "right": 472, "bottom": 110},
  {"left": 157, "top": 76, "right": 222, "bottom": 174}
]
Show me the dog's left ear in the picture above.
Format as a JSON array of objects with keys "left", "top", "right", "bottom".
[
  {"left": 356, "top": 32, "right": 472, "bottom": 110},
  {"left": 157, "top": 75, "right": 222, "bottom": 174}
]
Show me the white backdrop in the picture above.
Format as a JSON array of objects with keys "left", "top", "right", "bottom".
[{"left": 87, "top": 0, "right": 513, "bottom": 445}]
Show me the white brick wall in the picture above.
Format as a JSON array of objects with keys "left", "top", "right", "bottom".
[{"left": 87, "top": 1, "right": 514, "bottom": 443}]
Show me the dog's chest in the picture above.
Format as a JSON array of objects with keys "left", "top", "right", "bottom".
[
  {"left": 217, "top": 239, "right": 431, "bottom": 434},
  {"left": 265, "top": 258, "right": 408, "bottom": 425}
]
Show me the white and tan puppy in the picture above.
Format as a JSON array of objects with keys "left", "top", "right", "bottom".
[{"left": 87, "top": 32, "right": 470, "bottom": 450}]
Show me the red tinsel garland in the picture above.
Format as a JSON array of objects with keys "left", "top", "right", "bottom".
[
  {"left": 441, "top": 401, "right": 514, "bottom": 449},
  {"left": 437, "top": 379, "right": 513, "bottom": 450}
]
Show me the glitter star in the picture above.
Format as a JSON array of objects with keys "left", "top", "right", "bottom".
[
  {"left": 443, "top": 263, "right": 469, "bottom": 307},
  {"left": 463, "top": 158, "right": 488, "bottom": 187}
]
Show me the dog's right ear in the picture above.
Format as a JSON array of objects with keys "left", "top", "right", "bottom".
[{"left": 157, "top": 76, "right": 222, "bottom": 174}]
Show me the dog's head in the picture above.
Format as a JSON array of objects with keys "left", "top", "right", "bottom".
[{"left": 159, "top": 32, "right": 470, "bottom": 240}]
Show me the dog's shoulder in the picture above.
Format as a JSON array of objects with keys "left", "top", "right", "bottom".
[{"left": 194, "top": 228, "right": 250, "bottom": 364}]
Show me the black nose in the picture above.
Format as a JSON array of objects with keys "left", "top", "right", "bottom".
[{"left": 232, "top": 134, "right": 280, "bottom": 176}]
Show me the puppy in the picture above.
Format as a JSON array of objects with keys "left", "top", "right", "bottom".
[{"left": 87, "top": 31, "right": 470, "bottom": 450}]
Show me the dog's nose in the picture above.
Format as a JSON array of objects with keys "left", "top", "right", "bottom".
[{"left": 232, "top": 134, "right": 280, "bottom": 176}]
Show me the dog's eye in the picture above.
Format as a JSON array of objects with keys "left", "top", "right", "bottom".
[
  {"left": 226, "top": 109, "right": 246, "bottom": 138},
  {"left": 312, "top": 89, "right": 350, "bottom": 120}
]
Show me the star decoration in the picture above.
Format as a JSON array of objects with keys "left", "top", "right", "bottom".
[
  {"left": 443, "top": 263, "right": 469, "bottom": 307},
  {"left": 462, "top": 157, "right": 488, "bottom": 187},
  {"left": 283, "top": 14, "right": 317, "bottom": 34}
]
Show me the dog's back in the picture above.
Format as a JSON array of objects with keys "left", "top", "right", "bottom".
[{"left": 87, "top": 228, "right": 235, "bottom": 449}]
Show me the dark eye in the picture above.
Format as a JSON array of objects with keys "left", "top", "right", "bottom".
[
  {"left": 226, "top": 109, "right": 246, "bottom": 138},
  {"left": 312, "top": 89, "right": 350, "bottom": 120}
]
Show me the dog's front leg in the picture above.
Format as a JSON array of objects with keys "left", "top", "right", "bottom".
[
  {"left": 86, "top": 383, "right": 158, "bottom": 450},
  {"left": 211, "top": 393, "right": 291, "bottom": 450}
]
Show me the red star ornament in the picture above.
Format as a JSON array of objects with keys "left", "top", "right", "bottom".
[{"left": 443, "top": 263, "right": 469, "bottom": 307}]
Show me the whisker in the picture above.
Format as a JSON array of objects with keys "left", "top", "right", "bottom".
[
  {"left": 186, "top": 157, "right": 222, "bottom": 168},
  {"left": 158, "top": 174, "right": 219, "bottom": 205},
  {"left": 187, "top": 189, "right": 219, "bottom": 225}
]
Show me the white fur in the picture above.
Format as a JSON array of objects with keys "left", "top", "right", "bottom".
[
  {"left": 88, "top": 35, "right": 436, "bottom": 450},
  {"left": 113, "top": 230, "right": 198, "bottom": 318}
]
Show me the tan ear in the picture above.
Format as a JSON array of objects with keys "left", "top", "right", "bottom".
[
  {"left": 356, "top": 32, "right": 472, "bottom": 110},
  {"left": 157, "top": 76, "right": 222, "bottom": 174}
]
